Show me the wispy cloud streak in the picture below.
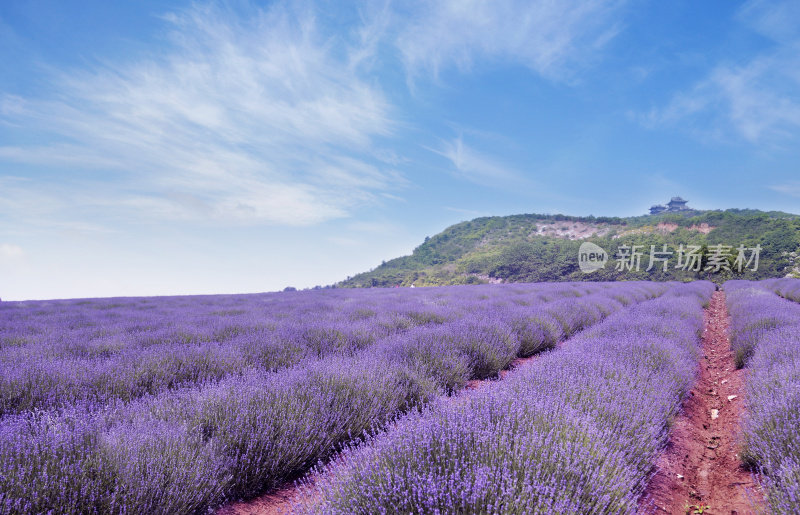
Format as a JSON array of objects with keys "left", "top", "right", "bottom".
[
  {"left": 433, "top": 137, "right": 522, "bottom": 187},
  {"left": 770, "top": 181, "right": 800, "bottom": 198},
  {"left": 0, "top": 3, "right": 401, "bottom": 226},
  {"left": 642, "top": 0, "right": 800, "bottom": 144},
  {"left": 396, "top": 0, "right": 626, "bottom": 82}
]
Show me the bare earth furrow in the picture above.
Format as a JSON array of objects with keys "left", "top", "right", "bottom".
[{"left": 641, "top": 290, "right": 765, "bottom": 515}]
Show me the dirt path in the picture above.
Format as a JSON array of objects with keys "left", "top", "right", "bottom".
[
  {"left": 640, "top": 290, "right": 765, "bottom": 515},
  {"left": 215, "top": 484, "right": 300, "bottom": 515}
]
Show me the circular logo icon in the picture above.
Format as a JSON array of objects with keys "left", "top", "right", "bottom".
[{"left": 578, "top": 242, "right": 608, "bottom": 273}]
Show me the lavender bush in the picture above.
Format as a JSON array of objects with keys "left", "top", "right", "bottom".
[
  {"left": 0, "top": 281, "right": 668, "bottom": 513},
  {"left": 0, "top": 283, "right": 663, "bottom": 416},
  {"left": 299, "top": 282, "right": 713, "bottom": 514},
  {"left": 725, "top": 279, "right": 800, "bottom": 513},
  {"left": 100, "top": 419, "right": 229, "bottom": 515},
  {"left": 726, "top": 280, "right": 800, "bottom": 368},
  {"left": 763, "top": 277, "right": 800, "bottom": 304}
]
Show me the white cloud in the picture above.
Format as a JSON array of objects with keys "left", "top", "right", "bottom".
[
  {"left": 738, "top": 0, "right": 800, "bottom": 43},
  {"left": 0, "top": 3, "right": 402, "bottom": 227},
  {"left": 642, "top": 0, "right": 800, "bottom": 144},
  {"left": 0, "top": 1, "right": 633, "bottom": 232},
  {"left": 348, "top": 1, "right": 394, "bottom": 71},
  {"left": 0, "top": 243, "right": 23, "bottom": 260},
  {"left": 644, "top": 50, "right": 800, "bottom": 144},
  {"left": 444, "top": 206, "right": 488, "bottom": 217},
  {"left": 770, "top": 181, "right": 800, "bottom": 198},
  {"left": 396, "top": 0, "right": 626, "bottom": 82},
  {"left": 433, "top": 136, "right": 522, "bottom": 186}
]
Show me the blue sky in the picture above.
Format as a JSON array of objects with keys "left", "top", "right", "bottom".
[{"left": 1, "top": 0, "right": 800, "bottom": 300}]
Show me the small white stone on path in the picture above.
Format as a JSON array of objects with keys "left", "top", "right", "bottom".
[
  {"left": 711, "top": 409, "right": 719, "bottom": 420},
  {"left": 727, "top": 395, "right": 738, "bottom": 401}
]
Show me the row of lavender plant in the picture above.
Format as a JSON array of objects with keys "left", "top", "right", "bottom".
[
  {"left": 0, "top": 282, "right": 663, "bottom": 514},
  {"left": 761, "top": 277, "right": 800, "bottom": 304},
  {"left": 296, "top": 281, "right": 714, "bottom": 514},
  {"left": 0, "top": 283, "right": 632, "bottom": 416},
  {"left": 725, "top": 279, "right": 800, "bottom": 513},
  {"left": 726, "top": 278, "right": 800, "bottom": 368}
]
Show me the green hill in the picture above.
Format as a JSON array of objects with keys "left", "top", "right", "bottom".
[{"left": 338, "top": 209, "right": 800, "bottom": 287}]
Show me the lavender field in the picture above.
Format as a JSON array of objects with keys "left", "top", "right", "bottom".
[
  {"left": 1, "top": 279, "right": 799, "bottom": 514},
  {"left": 726, "top": 279, "right": 800, "bottom": 513},
  {"left": 0, "top": 282, "right": 660, "bottom": 513},
  {"left": 298, "top": 282, "right": 714, "bottom": 513}
]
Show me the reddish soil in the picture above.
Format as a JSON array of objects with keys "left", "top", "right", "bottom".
[
  {"left": 640, "top": 291, "right": 765, "bottom": 515},
  {"left": 657, "top": 222, "right": 681, "bottom": 233},
  {"left": 689, "top": 223, "right": 714, "bottom": 235},
  {"left": 215, "top": 482, "right": 300, "bottom": 515},
  {"left": 656, "top": 222, "right": 715, "bottom": 235}
]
